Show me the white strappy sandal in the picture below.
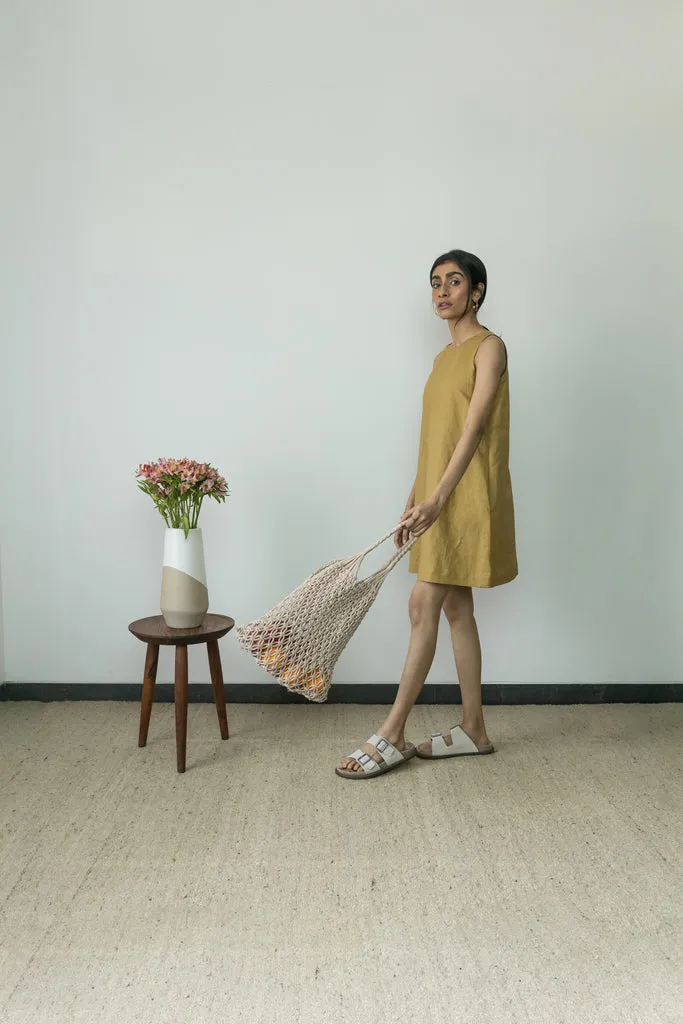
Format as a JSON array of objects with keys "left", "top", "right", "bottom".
[
  {"left": 416, "top": 725, "right": 495, "bottom": 759},
  {"left": 335, "top": 733, "right": 417, "bottom": 780}
]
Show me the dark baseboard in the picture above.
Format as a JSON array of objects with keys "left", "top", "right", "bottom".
[{"left": 1, "top": 682, "right": 681, "bottom": 704}]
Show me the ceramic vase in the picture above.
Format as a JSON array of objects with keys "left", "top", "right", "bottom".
[{"left": 160, "top": 528, "right": 209, "bottom": 628}]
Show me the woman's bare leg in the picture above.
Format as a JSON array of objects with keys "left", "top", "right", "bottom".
[
  {"left": 337, "top": 580, "right": 448, "bottom": 772},
  {"left": 419, "top": 585, "right": 491, "bottom": 752}
]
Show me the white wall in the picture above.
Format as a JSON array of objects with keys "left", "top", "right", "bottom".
[{"left": 1, "top": 1, "right": 682, "bottom": 687}]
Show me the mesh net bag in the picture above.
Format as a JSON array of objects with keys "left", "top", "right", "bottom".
[{"left": 236, "top": 526, "right": 417, "bottom": 702}]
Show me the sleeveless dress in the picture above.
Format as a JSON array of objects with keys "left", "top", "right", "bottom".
[{"left": 408, "top": 329, "right": 518, "bottom": 588}]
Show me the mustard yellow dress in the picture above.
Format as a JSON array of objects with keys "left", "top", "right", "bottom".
[{"left": 408, "top": 329, "right": 518, "bottom": 588}]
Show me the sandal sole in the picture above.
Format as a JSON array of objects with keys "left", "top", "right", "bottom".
[{"left": 415, "top": 745, "right": 495, "bottom": 760}]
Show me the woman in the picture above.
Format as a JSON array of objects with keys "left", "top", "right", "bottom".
[{"left": 336, "top": 249, "right": 518, "bottom": 779}]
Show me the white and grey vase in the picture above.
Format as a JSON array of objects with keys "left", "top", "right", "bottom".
[{"left": 160, "top": 528, "right": 209, "bottom": 628}]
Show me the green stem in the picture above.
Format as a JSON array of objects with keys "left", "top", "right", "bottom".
[{"left": 193, "top": 495, "right": 204, "bottom": 528}]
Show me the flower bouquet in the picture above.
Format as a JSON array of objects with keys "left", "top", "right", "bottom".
[{"left": 136, "top": 458, "right": 229, "bottom": 628}]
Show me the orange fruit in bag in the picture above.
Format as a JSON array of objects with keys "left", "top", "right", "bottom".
[
  {"left": 281, "top": 665, "right": 305, "bottom": 687},
  {"left": 261, "top": 645, "right": 285, "bottom": 669}
]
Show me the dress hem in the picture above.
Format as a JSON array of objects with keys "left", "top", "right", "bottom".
[{"left": 409, "top": 568, "right": 518, "bottom": 589}]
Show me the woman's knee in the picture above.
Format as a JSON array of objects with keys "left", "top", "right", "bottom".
[
  {"left": 409, "top": 582, "right": 449, "bottom": 628},
  {"left": 443, "top": 586, "right": 474, "bottom": 625}
]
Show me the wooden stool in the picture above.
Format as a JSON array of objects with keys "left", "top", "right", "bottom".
[{"left": 128, "top": 614, "right": 235, "bottom": 773}]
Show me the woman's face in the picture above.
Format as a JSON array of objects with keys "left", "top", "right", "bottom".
[{"left": 430, "top": 261, "right": 479, "bottom": 319}]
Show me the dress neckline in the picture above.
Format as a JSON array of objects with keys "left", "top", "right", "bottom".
[{"left": 446, "top": 328, "right": 490, "bottom": 351}]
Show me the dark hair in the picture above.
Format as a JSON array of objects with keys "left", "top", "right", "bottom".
[{"left": 429, "top": 249, "right": 487, "bottom": 310}]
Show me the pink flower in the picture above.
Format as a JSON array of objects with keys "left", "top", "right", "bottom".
[{"left": 137, "top": 457, "right": 228, "bottom": 525}]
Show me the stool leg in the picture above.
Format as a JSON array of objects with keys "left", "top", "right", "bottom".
[
  {"left": 174, "top": 645, "right": 189, "bottom": 773},
  {"left": 207, "top": 639, "right": 229, "bottom": 740},
  {"left": 138, "top": 643, "right": 159, "bottom": 747}
]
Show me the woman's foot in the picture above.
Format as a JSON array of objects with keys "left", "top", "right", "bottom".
[
  {"left": 417, "top": 722, "right": 491, "bottom": 757},
  {"left": 335, "top": 734, "right": 417, "bottom": 780},
  {"left": 337, "top": 723, "right": 406, "bottom": 774}
]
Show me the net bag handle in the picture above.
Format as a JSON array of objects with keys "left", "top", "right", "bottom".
[{"left": 348, "top": 524, "right": 419, "bottom": 584}]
